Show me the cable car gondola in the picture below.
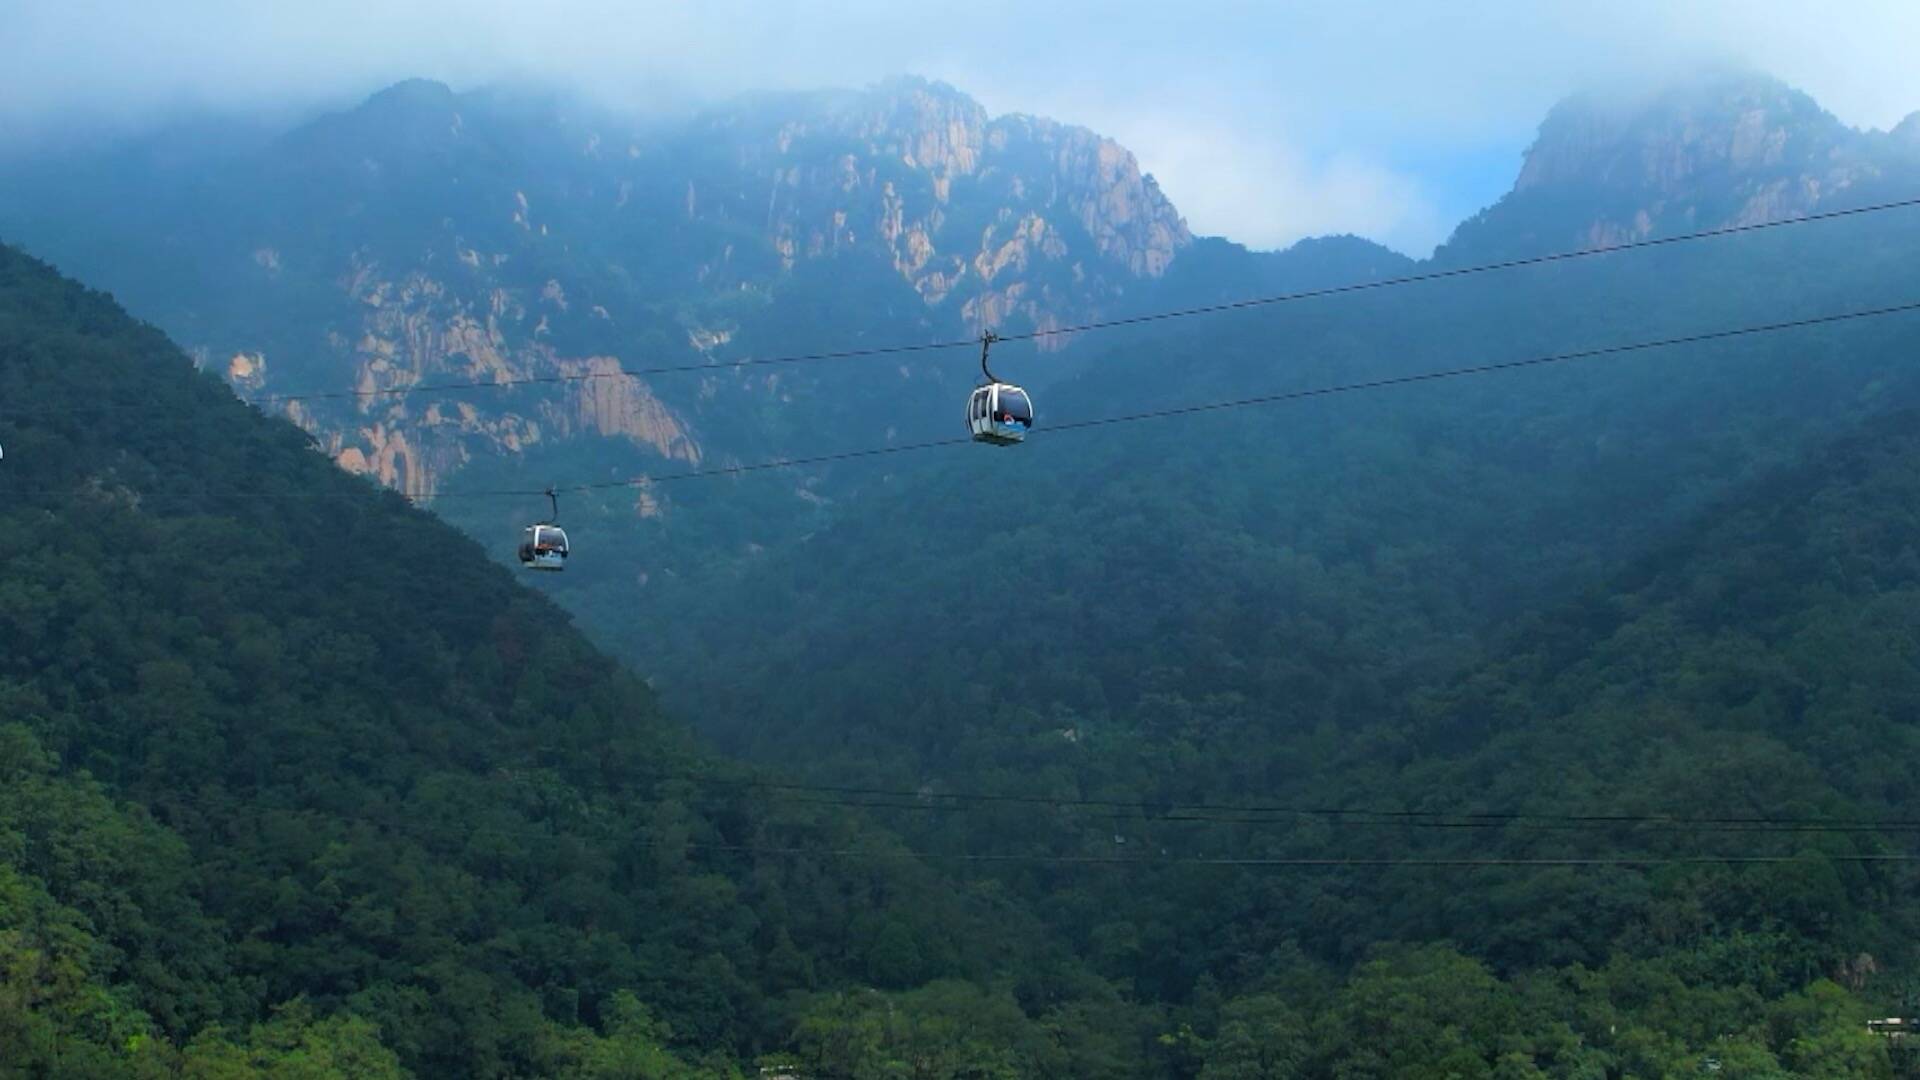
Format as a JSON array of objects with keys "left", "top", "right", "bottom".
[
  {"left": 967, "top": 332, "right": 1033, "bottom": 445},
  {"left": 518, "top": 488, "right": 570, "bottom": 571}
]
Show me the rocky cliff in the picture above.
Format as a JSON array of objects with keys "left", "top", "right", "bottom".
[
  {"left": 1446, "top": 71, "right": 1909, "bottom": 257},
  {"left": 691, "top": 77, "right": 1188, "bottom": 336},
  {"left": 18, "top": 69, "right": 1905, "bottom": 510},
  {"left": 35, "top": 76, "right": 1191, "bottom": 498}
]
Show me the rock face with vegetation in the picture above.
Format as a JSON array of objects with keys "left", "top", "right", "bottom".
[
  {"left": 0, "top": 77, "right": 1187, "bottom": 501},
  {"left": 1452, "top": 70, "right": 1920, "bottom": 255}
]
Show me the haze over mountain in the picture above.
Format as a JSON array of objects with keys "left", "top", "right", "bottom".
[
  {"left": 613, "top": 69, "right": 1920, "bottom": 852},
  {"left": 8, "top": 67, "right": 1920, "bottom": 620},
  {"left": 14, "top": 1, "right": 1920, "bottom": 252},
  {"left": 0, "top": 76, "right": 1193, "bottom": 496},
  {"left": 10, "top": 45, "right": 1920, "bottom": 1078}
]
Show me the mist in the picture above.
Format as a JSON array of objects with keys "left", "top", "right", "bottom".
[{"left": 8, "top": 0, "right": 1920, "bottom": 254}]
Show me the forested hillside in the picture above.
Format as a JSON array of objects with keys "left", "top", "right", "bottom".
[
  {"left": 632, "top": 175, "right": 1920, "bottom": 791},
  {"left": 587, "top": 75, "right": 1920, "bottom": 1076},
  {"left": 0, "top": 243, "right": 1129, "bottom": 1076},
  {"left": 8, "top": 230, "right": 1915, "bottom": 1076},
  {"left": 620, "top": 386, "right": 1920, "bottom": 1075}
]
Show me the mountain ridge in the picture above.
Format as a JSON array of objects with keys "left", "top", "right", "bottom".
[
  {"left": 1442, "top": 69, "right": 1920, "bottom": 262},
  {"left": 4, "top": 69, "right": 1897, "bottom": 505},
  {"left": 0, "top": 74, "right": 1195, "bottom": 503}
]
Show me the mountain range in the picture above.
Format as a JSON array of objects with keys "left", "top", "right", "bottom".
[
  {"left": 0, "top": 76, "right": 1189, "bottom": 496},
  {"left": 7, "top": 67, "right": 1920, "bottom": 1077}
]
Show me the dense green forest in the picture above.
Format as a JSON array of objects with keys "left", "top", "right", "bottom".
[
  {"left": 0, "top": 243, "right": 1110, "bottom": 1075},
  {"left": 7, "top": 237, "right": 1920, "bottom": 1075},
  {"left": 595, "top": 121, "right": 1920, "bottom": 1074},
  {"left": 626, "top": 195, "right": 1920, "bottom": 827}
]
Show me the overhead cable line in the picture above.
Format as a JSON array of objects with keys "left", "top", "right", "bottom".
[
  {"left": 751, "top": 792, "right": 1920, "bottom": 835},
  {"left": 998, "top": 195, "right": 1920, "bottom": 345},
  {"left": 129, "top": 796, "right": 1920, "bottom": 869},
  {"left": 243, "top": 337, "right": 978, "bottom": 407},
  {"left": 676, "top": 848, "right": 1920, "bottom": 869},
  {"left": 20, "top": 194, "right": 1914, "bottom": 422},
  {"left": 242, "top": 194, "right": 1920, "bottom": 403},
  {"left": 81, "top": 724, "right": 1920, "bottom": 836},
  {"left": 408, "top": 297, "right": 1920, "bottom": 502},
  {"left": 124, "top": 788, "right": 1920, "bottom": 868},
  {"left": 11, "top": 299, "right": 1918, "bottom": 507},
  {"left": 78, "top": 737, "right": 1920, "bottom": 859},
  {"left": 533, "top": 760, "right": 1920, "bottom": 832}
]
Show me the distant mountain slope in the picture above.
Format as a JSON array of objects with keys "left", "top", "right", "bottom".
[
  {"left": 631, "top": 155, "right": 1920, "bottom": 786},
  {"left": 0, "top": 242, "right": 1113, "bottom": 1076},
  {"left": 552, "top": 69, "right": 1920, "bottom": 745},
  {"left": 1443, "top": 69, "right": 1920, "bottom": 261},
  {"left": 603, "top": 74, "right": 1920, "bottom": 1027},
  {"left": 1414, "top": 401, "right": 1920, "bottom": 835},
  {"left": 11, "top": 69, "right": 1918, "bottom": 627},
  {"left": 1343, "top": 403, "right": 1920, "bottom": 973},
  {"left": 0, "top": 77, "right": 1187, "bottom": 501},
  {"left": 613, "top": 382, "right": 1920, "bottom": 1076}
]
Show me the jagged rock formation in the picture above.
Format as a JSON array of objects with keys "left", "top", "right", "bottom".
[
  {"left": 0, "top": 76, "right": 1189, "bottom": 498},
  {"left": 1513, "top": 75, "right": 1852, "bottom": 197},
  {"left": 313, "top": 261, "right": 697, "bottom": 497},
  {"left": 1446, "top": 70, "right": 1911, "bottom": 257},
  {"left": 1886, "top": 111, "right": 1920, "bottom": 163},
  {"left": 19, "top": 68, "right": 1907, "bottom": 510},
  {"left": 736, "top": 79, "right": 1189, "bottom": 327},
  {"left": 678, "top": 77, "right": 1188, "bottom": 347}
]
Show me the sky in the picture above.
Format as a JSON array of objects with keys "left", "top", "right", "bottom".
[{"left": 6, "top": 0, "right": 1920, "bottom": 255}]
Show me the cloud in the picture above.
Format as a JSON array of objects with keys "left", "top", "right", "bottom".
[
  {"left": 1085, "top": 112, "right": 1445, "bottom": 254},
  {"left": 5, "top": 0, "right": 1920, "bottom": 254}
]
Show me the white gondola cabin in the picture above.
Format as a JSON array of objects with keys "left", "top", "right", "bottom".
[
  {"left": 968, "top": 382, "right": 1032, "bottom": 445},
  {"left": 518, "top": 523, "right": 569, "bottom": 571},
  {"left": 518, "top": 489, "right": 570, "bottom": 571},
  {"left": 966, "top": 332, "right": 1032, "bottom": 445}
]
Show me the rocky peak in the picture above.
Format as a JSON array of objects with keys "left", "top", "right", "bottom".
[
  {"left": 1890, "top": 111, "right": 1920, "bottom": 151},
  {"left": 1515, "top": 72, "right": 1850, "bottom": 195},
  {"left": 796, "top": 78, "right": 1188, "bottom": 279},
  {"left": 848, "top": 77, "right": 991, "bottom": 178},
  {"left": 989, "top": 112, "right": 1190, "bottom": 278},
  {"left": 1431, "top": 71, "right": 1897, "bottom": 258},
  {"left": 360, "top": 77, "right": 458, "bottom": 114},
  {"left": 278, "top": 77, "right": 465, "bottom": 166},
  {"left": 713, "top": 76, "right": 1189, "bottom": 337},
  {"left": 24, "top": 74, "right": 1199, "bottom": 501}
]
